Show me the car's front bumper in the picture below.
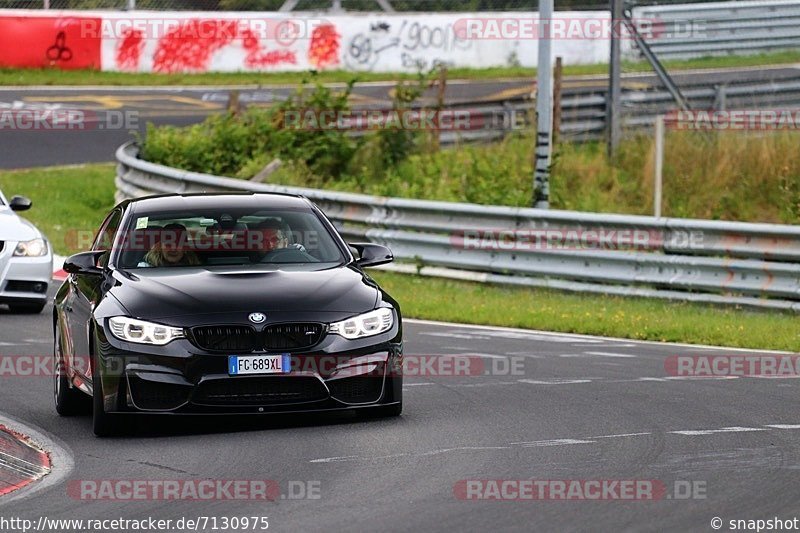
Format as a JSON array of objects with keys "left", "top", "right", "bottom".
[
  {"left": 0, "top": 241, "right": 52, "bottom": 305},
  {"left": 92, "top": 326, "right": 403, "bottom": 415}
]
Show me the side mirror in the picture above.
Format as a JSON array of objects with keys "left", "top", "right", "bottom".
[
  {"left": 9, "top": 195, "right": 32, "bottom": 212},
  {"left": 63, "top": 251, "right": 105, "bottom": 276},
  {"left": 351, "top": 243, "right": 393, "bottom": 268}
]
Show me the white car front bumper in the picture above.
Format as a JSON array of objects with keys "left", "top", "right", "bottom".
[{"left": 0, "top": 240, "right": 53, "bottom": 306}]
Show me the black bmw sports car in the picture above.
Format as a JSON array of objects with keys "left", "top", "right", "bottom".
[{"left": 54, "top": 193, "right": 402, "bottom": 436}]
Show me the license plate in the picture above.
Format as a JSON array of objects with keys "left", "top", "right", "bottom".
[{"left": 229, "top": 354, "right": 291, "bottom": 376}]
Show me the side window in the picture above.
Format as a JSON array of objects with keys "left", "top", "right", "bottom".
[
  {"left": 92, "top": 209, "right": 123, "bottom": 251},
  {"left": 92, "top": 209, "right": 123, "bottom": 266}
]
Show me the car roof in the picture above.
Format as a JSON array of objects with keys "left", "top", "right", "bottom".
[{"left": 124, "top": 192, "right": 314, "bottom": 214}]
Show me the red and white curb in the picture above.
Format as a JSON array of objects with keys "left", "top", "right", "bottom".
[
  {"left": 53, "top": 254, "right": 67, "bottom": 282},
  {"left": 0, "top": 425, "right": 51, "bottom": 498}
]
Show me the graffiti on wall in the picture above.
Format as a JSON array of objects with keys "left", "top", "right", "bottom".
[
  {"left": 308, "top": 23, "right": 340, "bottom": 69},
  {"left": 112, "top": 19, "right": 298, "bottom": 72},
  {"left": 344, "top": 19, "right": 472, "bottom": 71}
]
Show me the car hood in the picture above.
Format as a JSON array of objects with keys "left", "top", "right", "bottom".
[
  {"left": 0, "top": 208, "right": 41, "bottom": 242},
  {"left": 109, "top": 265, "right": 380, "bottom": 321}
]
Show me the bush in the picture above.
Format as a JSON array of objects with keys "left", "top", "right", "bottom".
[{"left": 141, "top": 78, "right": 360, "bottom": 182}]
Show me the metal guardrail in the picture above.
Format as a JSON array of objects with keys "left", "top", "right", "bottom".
[
  {"left": 357, "top": 69, "right": 800, "bottom": 144},
  {"left": 528, "top": 73, "right": 800, "bottom": 141},
  {"left": 116, "top": 141, "right": 800, "bottom": 311},
  {"left": 632, "top": 0, "right": 800, "bottom": 61}
]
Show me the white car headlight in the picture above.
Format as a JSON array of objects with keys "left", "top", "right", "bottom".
[
  {"left": 108, "top": 317, "right": 185, "bottom": 346},
  {"left": 328, "top": 308, "right": 394, "bottom": 340},
  {"left": 13, "top": 238, "right": 47, "bottom": 257}
]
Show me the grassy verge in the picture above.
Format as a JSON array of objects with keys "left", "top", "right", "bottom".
[
  {"left": 0, "top": 164, "right": 117, "bottom": 256},
  {"left": 371, "top": 271, "right": 800, "bottom": 351},
  {"left": 1, "top": 163, "right": 796, "bottom": 350},
  {"left": 3, "top": 50, "right": 800, "bottom": 85}
]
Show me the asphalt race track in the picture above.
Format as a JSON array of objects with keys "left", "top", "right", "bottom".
[{"left": 1, "top": 288, "right": 799, "bottom": 531}]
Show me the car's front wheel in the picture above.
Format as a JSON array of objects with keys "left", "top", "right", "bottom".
[
  {"left": 54, "top": 320, "right": 90, "bottom": 416},
  {"left": 92, "top": 350, "right": 121, "bottom": 438}
]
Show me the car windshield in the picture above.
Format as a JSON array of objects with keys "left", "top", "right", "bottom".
[{"left": 116, "top": 207, "right": 346, "bottom": 270}]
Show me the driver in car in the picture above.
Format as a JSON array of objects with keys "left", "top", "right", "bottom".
[{"left": 254, "top": 219, "right": 309, "bottom": 261}]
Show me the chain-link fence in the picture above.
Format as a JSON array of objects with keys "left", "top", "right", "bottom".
[{"left": 0, "top": 0, "right": 682, "bottom": 12}]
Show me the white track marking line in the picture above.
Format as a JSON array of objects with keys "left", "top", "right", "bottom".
[
  {"left": 765, "top": 424, "right": 800, "bottom": 429},
  {"left": 418, "top": 446, "right": 511, "bottom": 457},
  {"left": 405, "top": 319, "right": 797, "bottom": 354},
  {"left": 513, "top": 439, "right": 596, "bottom": 447},
  {"left": 518, "top": 379, "right": 593, "bottom": 385},
  {"left": 584, "top": 351, "right": 637, "bottom": 358},
  {"left": 419, "top": 332, "right": 491, "bottom": 340},
  {"left": 589, "top": 432, "right": 652, "bottom": 439},
  {"left": 309, "top": 456, "right": 361, "bottom": 464},
  {"left": 467, "top": 353, "right": 509, "bottom": 360},
  {"left": 670, "top": 427, "right": 768, "bottom": 436}
]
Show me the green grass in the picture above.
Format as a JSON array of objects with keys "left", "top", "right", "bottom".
[
  {"left": 0, "top": 164, "right": 117, "bottom": 256},
  {"left": 371, "top": 271, "right": 800, "bottom": 351},
  {"left": 4, "top": 50, "right": 800, "bottom": 85}
]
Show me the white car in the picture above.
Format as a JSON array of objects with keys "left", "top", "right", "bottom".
[{"left": 0, "top": 189, "right": 53, "bottom": 313}]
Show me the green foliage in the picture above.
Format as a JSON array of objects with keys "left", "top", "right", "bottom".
[
  {"left": 0, "top": 164, "right": 116, "bottom": 256},
  {"left": 141, "top": 78, "right": 360, "bottom": 183}
]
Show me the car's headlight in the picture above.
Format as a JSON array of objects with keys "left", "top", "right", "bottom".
[
  {"left": 13, "top": 238, "right": 47, "bottom": 257},
  {"left": 108, "top": 316, "right": 185, "bottom": 346},
  {"left": 328, "top": 308, "right": 394, "bottom": 339}
]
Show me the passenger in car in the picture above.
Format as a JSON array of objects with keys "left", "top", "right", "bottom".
[{"left": 138, "top": 223, "right": 201, "bottom": 267}]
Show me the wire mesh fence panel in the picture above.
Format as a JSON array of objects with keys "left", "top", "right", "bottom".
[
  {"left": 0, "top": 0, "right": 615, "bottom": 10},
  {"left": 0, "top": 0, "right": 782, "bottom": 13}
]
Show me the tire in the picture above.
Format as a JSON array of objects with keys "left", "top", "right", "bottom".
[
  {"left": 92, "top": 349, "right": 121, "bottom": 438},
  {"left": 53, "top": 323, "right": 91, "bottom": 416},
  {"left": 356, "top": 403, "right": 402, "bottom": 419},
  {"left": 9, "top": 301, "right": 46, "bottom": 314}
]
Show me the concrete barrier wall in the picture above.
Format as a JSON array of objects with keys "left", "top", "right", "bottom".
[{"left": 0, "top": 9, "right": 615, "bottom": 73}]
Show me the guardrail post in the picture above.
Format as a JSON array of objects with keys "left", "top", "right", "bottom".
[
  {"left": 607, "top": 0, "right": 622, "bottom": 156},
  {"left": 533, "top": 0, "right": 554, "bottom": 208},
  {"left": 553, "top": 56, "right": 563, "bottom": 145},
  {"left": 713, "top": 85, "right": 727, "bottom": 111},
  {"left": 654, "top": 115, "right": 665, "bottom": 218}
]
